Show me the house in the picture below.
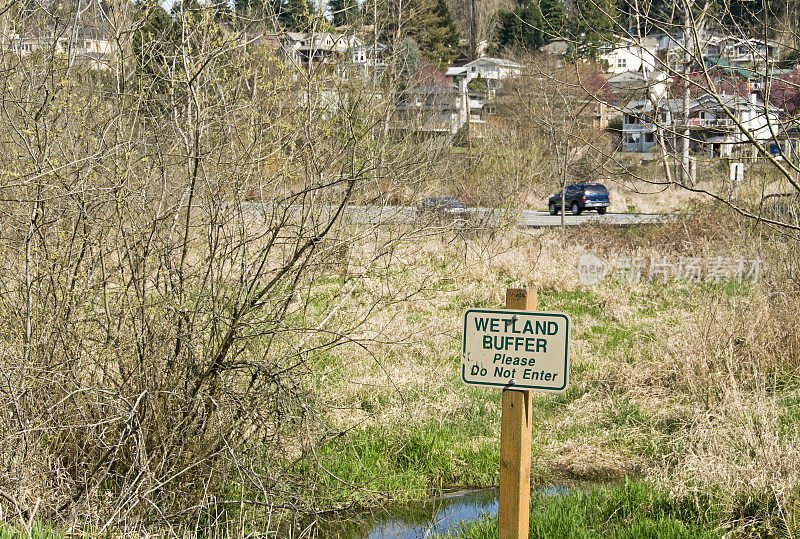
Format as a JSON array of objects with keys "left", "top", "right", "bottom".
[
  {"left": 711, "top": 36, "right": 780, "bottom": 65},
  {"left": 10, "top": 25, "right": 113, "bottom": 69},
  {"left": 688, "top": 93, "right": 781, "bottom": 156},
  {"left": 652, "top": 31, "right": 781, "bottom": 72},
  {"left": 541, "top": 39, "right": 569, "bottom": 55},
  {"left": 394, "top": 61, "right": 465, "bottom": 136},
  {"left": 599, "top": 36, "right": 657, "bottom": 74},
  {"left": 620, "top": 98, "right": 690, "bottom": 152},
  {"left": 606, "top": 70, "right": 667, "bottom": 102},
  {"left": 447, "top": 57, "right": 522, "bottom": 98},
  {"left": 620, "top": 92, "right": 782, "bottom": 156},
  {"left": 394, "top": 85, "right": 463, "bottom": 135},
  {"left": 696, "top": 57, "right": 794, "bottom": 97},
  {"left": 281, "top": 32, "right": 361, "bottom": 70},
  {"left": 349, "top": 42, "right": 387, "bottom": 78},
  {"left": 447, "top": 57, "right": 522, "bottom": 130}
]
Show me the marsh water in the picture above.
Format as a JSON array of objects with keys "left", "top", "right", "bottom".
[{"left": 292, "top": 485, "right": 569, "bottom": 538}]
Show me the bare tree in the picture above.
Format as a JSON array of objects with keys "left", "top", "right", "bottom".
[
  {"left": 497, "top": 54, "right": 613, "bottom": 227},
  {"left": 0, "top": 0, "right": 453, "bottom": 530}
]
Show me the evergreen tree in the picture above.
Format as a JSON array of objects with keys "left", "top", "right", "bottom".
[
  {"left": 423, "top": 0, "right": 460, "bottom": 64},
  {"left": 362, "top": 0, "right": 458, "bottom": 68},
  {"left": 398, "top": 36, "right": 421, "bottom": 81},
  {"left": 279, "top": 0, "right": 315, "bottom": 30},
  {"left": 402, "top": 0, "right": 459, "bottom": 67},
  {"left": 498, "top": 0, "right": 564, "bottom": 51},
  {"left": 329, "top": 0, "right": 359, "bottom": 27},
  {"left": 234, "top": 0, "right": 257, "bottom": 18},
  {"left": 133, "top": 1, "right": 175, "bottom": 80},
  {"left": 234, "top": 0, "right": 314, "bottom": 30},
  {"left": 616, "top": 0, "right": 677, "bottom": 33},
  {"left": 538, "top": 0, "right": 565, "bottom": 38},
  {"left": 498, "top": 3, "right": 542, "bottom": 50},
  {"left": 568, "top": 0, "right": 615, "bottom": 59}
]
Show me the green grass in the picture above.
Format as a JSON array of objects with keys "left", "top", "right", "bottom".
[
  {"left": 0, "top": 522, "right": 66, "bottom": 539},
  {"left": 443, "top": 480, "right": 723, "bottom": 538},
  {"left": 293, "top": 419, "right": 502, "bottom": 506},
  {"left": 277, "top": 235, "right": 797, "bottom": 535}
]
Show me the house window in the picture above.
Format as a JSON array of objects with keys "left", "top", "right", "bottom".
[
  {"left": 624, "top": 113, "right": 637, "bottom": 124},
  {"left": 645, "top": 133, "right": 654, "bottom": 143},
  {"left": 617, "top": 58, "right": 627, "bottom": 68}
]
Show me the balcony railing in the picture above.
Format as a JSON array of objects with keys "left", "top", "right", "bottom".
[{"left": 686, "top": 117, "right": 735, "bottom": 128}]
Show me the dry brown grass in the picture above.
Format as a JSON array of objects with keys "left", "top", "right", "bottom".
[{"left": 312, "top": 204, "right": 800, "bottom": 531}]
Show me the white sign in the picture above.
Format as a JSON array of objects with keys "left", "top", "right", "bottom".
[
  {"left": 730, "top": 162, "right": 744, "bottom": 184},
  {"left": 462, "top": 309, "right": 570, "bottom": 392}
]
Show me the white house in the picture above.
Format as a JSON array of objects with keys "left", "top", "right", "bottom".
[
  {"left": 447, "top": 57, "right": 522, "bottom": 128},
  {"left": 10, "top": 26, "right": 113, "bottom": 69},
  {"left": 651, "top": 31, "right": 781, "bottom": 72},
  {"left": 600, "top": 36, "right": 657, "bottom": 74},
  {"left": 281, "top": 32, "right": 361, "bottom": 69},
  {"left": 447, "top": 57, "right": 522, "bottom": 92},
  {"left": 688, "top": 94, "right": 781, "bottom": 156},
  {"left": 349, "top": 42, "right": 387, "bottom": 77},
  {"left": 620, "top": 93, "right": 782, "bottom": 156}
]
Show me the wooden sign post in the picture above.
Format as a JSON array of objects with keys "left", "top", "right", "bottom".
[
  {"left": 460, "top": 287, "right": 570, "bottom": 539},
  {"left": 499, "top": 288, "right": 535, "bottom": 539}
]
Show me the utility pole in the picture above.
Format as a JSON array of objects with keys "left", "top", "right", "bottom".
[
  {"left": 470, "top": 0, "right": 478, "bottom": 60},
  {"left": 681, "top": 0, "right": 692, "bottom": 185}
]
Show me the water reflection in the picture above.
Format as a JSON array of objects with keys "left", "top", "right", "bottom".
[
  {"left": 364, "top": 488, "right": 499, "bottom": 538},
  {"left": 291, "top": 489, "right": 496, "bottom": 538},
  {"left": 295, "top": 485, "right": 569, "bottom": 538}
]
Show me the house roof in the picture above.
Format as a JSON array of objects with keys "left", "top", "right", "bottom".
[
  {"left": 693, "top": 93, "right": 780, "bottom": 113},
  {"left": 701, "top": 56, "right": 756, "bottom": 79},
  {"left": 18, "top": 24, "right": 111, "bottom": 41},
  {"left": 699, "top": 56, "right": 790, "bottom": 79},
  {"left": 353, "top": 42, "right": 387, "bottom": 51},
  {"left": 402, "top": 85, "right": 458, "bottom": 95},
  {"left": 541, "top": 39, "right": 569, "bottom": 54},
  {"left": 283, "top": 32, "right": 360, "bottom": 47},
  {"left": 462, "top": 57, "right": 522, "bottom": 69},
  {"left": 446, "top": 66, "right": 467, "bottom": 77},
  {"left": 607, "top": 70, "right": 666, "bottom": 84},
  {"left": 623, "top": 97, "right": 699, "bottom": 114},
  {"left": 613, "top": 34, "right": 658, "bottom": 49}
]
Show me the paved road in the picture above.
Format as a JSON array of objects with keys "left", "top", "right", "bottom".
[
  {"left": 242, "top": 203, "right": 676, "bottom": 227},
  {"left": 343, "top": 205, "right": 676, "bottom": 227},
  {"left": 517, "top": 210, "right": 675, "bottom": 227}
]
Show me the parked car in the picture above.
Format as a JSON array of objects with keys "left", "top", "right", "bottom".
[
  {"left": 548, "top": 183, "right": 611, "bottom": 215},
  {"left": 418, "top": 197, "right": 468, "bottom": 218}
]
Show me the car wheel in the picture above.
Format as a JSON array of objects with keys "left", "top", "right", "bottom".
[
  {"left": 571, "top": 201, "right": 582, "bottom": 215},
  {"left": 597, "top": 207, "right": 607, "bottom": 215},
  {"left": 549, "top": 202, "right": 558, "bottom": 215}
]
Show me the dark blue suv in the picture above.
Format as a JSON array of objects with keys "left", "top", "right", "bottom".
[{"left": 549, "top": 183, "right": 611, "bottom": 216}]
